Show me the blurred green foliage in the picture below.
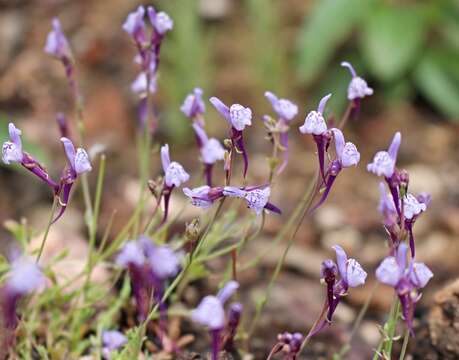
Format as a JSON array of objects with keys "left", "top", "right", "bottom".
[{"left": 297, "top": 0, "right": 459, "bottom": 118}]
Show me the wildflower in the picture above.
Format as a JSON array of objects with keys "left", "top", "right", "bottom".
[
  {"left": 123, "top": 6, "right": 147, "bottom": 45},
  {"left": 183, "top": 186, "right": 222, "bottom": 209},
  {"left": 44, "top": 18, "right": 73, "bottom": 62},
  {"left": 131, "top": 71, "right": 157, "bottom": 95},
  {"left": 403, "top": 192, "right": 428, "bottom": 257},
  {"left": 102, "top": 330, "right": 127, "bottom": 359},
  {"left": 341, "top": 61, "right": 373, "bottom": 101},
  {"left": 1, "top": 257, "right": 44, "bottom": 330},
  {"left": 299, "top": 94, "right": 332, "bottom": 180},
  {"left": 116, "top": 237, "right": 182, "bottom": 321},
  {"left": 267, "top": 332, "right": 304, "bottom": 360},
  {"left": 191, "top": 281, "right": 239, "bottom": 360},
  {"left": 210, "top": 96, "right": 252, "bottom": 177},
  {"left": 220, "top": 185, "right": 281, "bottom": 215},
  {"left": 181, "top": 88, "right": 206, "bottom": 122},
  {"left": 310, "top": 128, "right": 360, "bottom": 212},
  {"left": 376, "top": 243, "right": 433, "bottom": 332},
  {"left": 367, "top": 132, "right": 402, "bottom": 216},
  {"left": 264, "top": 91, "right": 298, "bottom": 174},
  {"left": 147, "top": 7, "right": 174, "bottom": 36},
  {"left": 2, "top": 123, "right": 59, "bottom": 192},
  {"left": 192, "top": 123, "right": 225, "bottom": 186},
  {"left": 52, "top": 137, "right": 92, "bottom": 223}
]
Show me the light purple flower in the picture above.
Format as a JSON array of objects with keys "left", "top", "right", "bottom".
[
  {"left": 161, "top": 144, "right": 190, "bottom": 188},
  {"left": 331, "top": 128, "right": 360, "bottom": 168},
  {"left": 147, "top": 7, "right": 173, "bottom": 35},
  {"left": 61, "top": 137, "right": 92, "bottom": 174},
  {"left": 403, "top": 193, "right": 427, "bottom": 220},
  {"left": 44, "top": 18, "right": 72, "bottom": 61},
  {"left": 122, "top": 6, "right": 147, "bottom": 44},
  {"left": 2, "top": 123, "right": 23, "bottom": 164},
  {"left": 264, "top": 91, "right": 298, "bottom": 121},
  {"left": 223, "top": 186, "right": 270, "bottom": 215},
  {"left": 131, "top": 72, "right": 157, "bottom": 95},
  {"left": 332, "top": 245, "right": 367, "bottom": 288},
  {"left": 367, "top": 132, "right": 401, "bottom": 178},
  {"left": 209, "top": 97, "right": 252, "bottom": 131},
  {"left": 341, "top": 61, "right": 373, "bottom": 101},
  {"left": 147, "top": 244, "right": 182, "bottom": 280},
  {"left": 183, "top": 186, "right": 215, "bottom": 208},
  {"left": 102, "top": 330, "right": 127, "bottom": 358},
  {"left": 181, "top": 88, "right": 206, "bottom": 118},
  {"left": 115, "top": 241, "right": 145, "bottom": 268},
  {"left": 299, "top": 94, "right": 331, "bottom": 135},
  {"left": 191, "top": 281, "right": 239, "bottom": 330},
  {"left": 192, "top": 124, "right": 225, "bottom": 164},
  {"left": 375, "top": 243, "right": 433, "bottom": 331},
  {"left": 7, "top": 257, "right": 44, "bottom": 296}
]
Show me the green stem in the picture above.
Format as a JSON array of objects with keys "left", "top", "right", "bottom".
[
  {"left": 247, "top": 173, "right": 319, "bottom": 338},
  {"left": 36, "top": 197, "right": 58, "bottom": 263},
  {"left": 398, "top": 329, "right": 409, "bottom": 360}
]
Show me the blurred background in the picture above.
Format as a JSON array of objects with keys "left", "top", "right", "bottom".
[{"left": 1, "top": 0, "right": 459, "bottom": 358}]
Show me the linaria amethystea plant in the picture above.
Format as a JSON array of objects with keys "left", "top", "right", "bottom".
[
  {"left": 375, "top": 243, "right": 433, "bottom": 333},
  {"left": 307, "top": 245, "right": 366, "bottom": 338},
  {"left": 267, "top": 332, "right": 304, "bottom": 360},
  {"left": 191, "top": 281, "right": 239, "bottom": 360},
  {"left": 160, "top": 144, "right": 190, "bottom": 223},
  {"left": 299, "top": 94, "right": 332, "bottom": 180},
  {"left": 2, "top": 123, "right": 59, "bottom": 192},
  {"left": 0, "top": 256, "right": 44, "bottom": 354},
  {"left": 310, "top": 128, "right": 360, "bottom": 212},
  {"left": 341, "top": 61, "right": 373, "bottom": 102},
  {"left": 192, "top": 123, "right": 225, "bottom": 186},
  {"left": 264, "top": 91, "right": 298, "bottom": 174},
  {"left": 209, "top": 97, "right": 252, "bottom": 178},
  {"left": 181, "top": 87, "right": 206, "bottom": 124},
  {"left": 101, "top": 330, "right": 127, "bottom": 359},
  {"left": 116, "top": 236, "right": 181, "bottom": 322}
]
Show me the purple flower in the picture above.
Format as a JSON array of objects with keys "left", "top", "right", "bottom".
[
  {"left": 376, "top": 243, "right": 433, "bottom": 332},
  {"left": 147, "top": 7, "right": 174, "bottom": 35},
  {"left": 131, "top": 72, "right": 157, "bottom": 95},
  {"left": 299, "top": 94, "right": 331, "bottom": 135},
  {"left": 116, "top": 237, "right": 181, "bottom": 321},
  {"left": 181, "top": 88, "right": 206, "bottom": 119},
  {"left": 222, "top": 302, "right": 243, "bottom": 351},
  {"left": 268, "top": 332, "right": 304, "bottom": 360},
  {"left": 1, "top": 257, "right": 44, "bottom": 330},
  {"left": 210, "top": 96, "right": 252, "bottom": 177},
  {"left": 191, "top": 281, "right": 239, "bottom": 360},
  {"left": 403, "top": 193, "right": 427, "bottom": 220},
  {"left": 2, "top": 123, "right": 59, "bottom": 192},
  {"left": 309, "top": 129, "right": 360, "bottom": 212},
  {"left": 367, "top": 132, "right": 401, "bottom": 179},
  {"left": 123, "top": 6, "right": 147, "bottom": 44},
  {"left": 2, "top": 123, "right": 23, "bottom": 164},
  {"left": 223, "top": 185, "right": 281, "bottom": 215},
  {"left": 102, "top": 330, "right": 127, "bottom": 359},
  {"left": 61, "top": 137, "right": 92, "bottom": 175},
  {"left": 320, "top": 246, "right": 366, "bottom": 324},
  {"left": 161, "top": 144, "right": 190, "bottom": 188},
  {"left": 44, "top": 18, "right": 72, "bottom": 61},
  {"left": 183, "top": 186, "right": 218, "bottom": 209},
  {"left": 341, "top": 61, "right": 373, "bottom": 101},
  {"left": 264, "top": 91, "right": 298, "bottom": 122}
]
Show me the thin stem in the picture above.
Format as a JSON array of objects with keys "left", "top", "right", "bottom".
[
  {"left": 398, "top": 329, "right": 409, "bottom": 360},
  {"left": 248, "top": 172, "right": 320, "bottom": 338},
  {"left": 36, "top": 197, "right": 58, "bottom": 263}
]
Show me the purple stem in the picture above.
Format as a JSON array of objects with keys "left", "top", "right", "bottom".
[
  {"left": 161, "top": 186, "right": 173, "bottom": 225},
  {"left": 313, "top": 135, "right": 326, "bottom": 183},
  {"left": 405, "top": 220, "right": 415, "bottom": 258},
  {"left": 204, "top": 163, "right": 213, "bottom": 187},
  {"left": 210, "top": 329, "right": 221, "bottom": 360},
  {"left": 232, "top": 128, "right": 248, "bottom": 178},
  {"left": 309, "top": 174, "right": 337, "bottom": 214},
  {"left": 52, "top": 181, "right": 73, "bottom": 224},
  {"left": 386, "top": 178, "right": 401, "bottom": 220}
]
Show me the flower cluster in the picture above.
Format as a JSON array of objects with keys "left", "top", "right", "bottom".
[
  {"left": 368, "top": 132, "right": 433, "bottom": 332},
  {"left": 116, "top": 236, "right": 182, "bottom": 321},
  {"left": 263, "top": 91, "right": 298, "bottom": 174},
  {"left": 2, "top": 123, "right": 92, "bottom": 223},
  {"left": 123, "top": 5, "right": 173, "bottom": 127},
  {"left": 267, "top": 332, "right": 304, "bottom": 360},
  {"left": 191, "top": 281, "right": 241, "bottom": 360}
]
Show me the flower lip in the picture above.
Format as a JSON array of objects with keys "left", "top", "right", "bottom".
[
  {"left": 264, "top": 91, "right": 298, "bottom": 121},
  {"left": 367, "top": 151, "right": 395, "bottom": 178},
  {"left": 44, "top": 18, "right": 72, "bottom": 60},
  {"left": 7, "top": 257, "right": 44, "bottom": 295},
  {"left": 229, "top": 104, "right": 252, "bottom": 131},
  {"left": 148, "top": 7, "right": 174, "bottom": 35},
  {"left": 403, "top": 193, "right": 427, "bottom": 220},
  {"left": 299, "top": 94, "right": 331, "bottom": 135},
  {"left": 341, "top": 61, "right": 373, "bottom": 100}
]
